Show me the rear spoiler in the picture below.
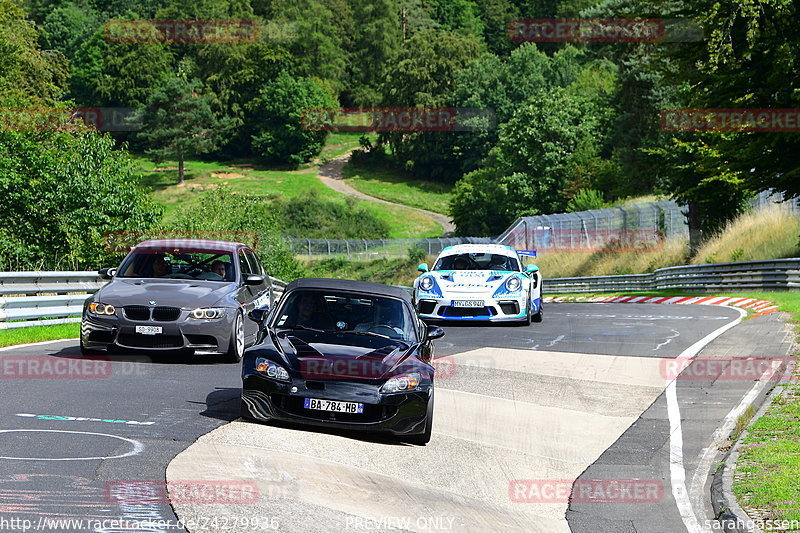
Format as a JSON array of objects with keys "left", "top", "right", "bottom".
[{"left": 516, "top": 250, "right": 537, "bottom": 257}]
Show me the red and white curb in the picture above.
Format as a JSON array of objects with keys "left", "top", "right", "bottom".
[{"left": 543, "top": 295, "right": 779, "bottom": 316}]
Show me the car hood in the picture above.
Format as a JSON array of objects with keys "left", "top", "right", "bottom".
[
  {"left": 271, "top": 331, "right": 419, "bottom": 380},
  {"left": 96, "top": 278, "right": 237, "bottom": 309},
  {"left": 427, "top": 270, "right": 515, "bottom": 293}
]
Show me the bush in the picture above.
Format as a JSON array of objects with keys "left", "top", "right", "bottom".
[
  {"left": 567, "top": 189, "right": 607, "bottom": 212},
  {"left": 274, "top": 190, "right": 390, "bottom": 239},
  {"left": 166, "top": 187, "right": 304, "bottom": 281},
  {"left": 0, "top": 131, "right": 161, "bottom": 270}
]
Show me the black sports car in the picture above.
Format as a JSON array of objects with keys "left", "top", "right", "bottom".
[{"left": 241, "top": 278, "right": 444, "bottom": 445}]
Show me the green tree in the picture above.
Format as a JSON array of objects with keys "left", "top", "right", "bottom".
[
  {"left": 345, "top": 0, "right": 401, "bottom": 106},
  {"left": 69, "top": 27, "right": 173, "bottom": 107},
  {"left": 450, "top": 85, "right": 612, "bottom": 234},
  {"left": 0, "top": 0, "right": 68, "bottom": 106},
  {"left": 134, "top": 75, "right": 232, "bottom": 183},
  {"left": 0, "top": 130, "right": 161, "bottom": 269},
  {"left": 248, "top": 71, "right": 338, "bottom": 166},
  {"left": 39, "top": 2, "right": 100, "bottom": 58},
  {"left": 669, "top": 0, "right": 800, "bottom": 199}
]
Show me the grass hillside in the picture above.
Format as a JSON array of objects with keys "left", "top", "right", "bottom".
[
  {"left": 342, "top": 158, "right": 453, "bottom": 214},
  {"left": 135, "top": 133, "right": 443, "bottom": 239},
  {"left": 692, "top": 207, "right": 800, "bottom": 264}
]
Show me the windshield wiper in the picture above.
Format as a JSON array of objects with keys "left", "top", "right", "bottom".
[
  {"left": 275, "top": 325, "right": 327, "bottom": 333},
  {"left": 341, "top": 330, "right": 410, "bottom": 345}
]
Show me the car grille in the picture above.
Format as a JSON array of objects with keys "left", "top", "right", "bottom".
[
  {"left": 117, "top": 334, "right": 183, "bottom": 349},
  {"left": 152, "top": 307, "right": 181, "bottom": 321},
  {"left": 88, "top": 330, "right": 115, "bottom": 343},
  {"left": 498, "top": 302, "right": 520, "bottom": 315},
  {"left": 123, "top": 306, "right": 150, "bottom": 321},
  {"left": 440, "top": 306, "right": 497, "bottom": 317},
  {"left": 274, "top": 395, "right": 395, "bottom": 423},
  {"left": 185, "top": 334, "right": 217, "bottom": 347},
  {"left": 417, "top": 300, "right": 437, "bottom": 314}
]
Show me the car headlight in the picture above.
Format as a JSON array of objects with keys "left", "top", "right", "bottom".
[
  {"left": 419, "top": 276, "right": 434, "bottom": 291},
  {"left": 190, "top": 307, "right": 225, "bottom": 319},
  {"left": 380, "top": 373, "right": 421, "bottom": 394},
  {"left": 505, "top": 276, "right": 522, "bottom": 292},
  {"left": 88, "top": 302, "right": 116, "bottom": 316},
  {"left": 256, "top": 358, "right": 290, "bottom": 381}
]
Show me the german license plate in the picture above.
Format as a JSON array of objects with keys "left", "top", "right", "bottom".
[
  {"left": 303, "top": 398, "right": 363, "bottom": 414},
  {"left": 452, "top": 300, "right": 484, "bottom": 308},
  {"left": 135, "top": 325, "right": 162, "bottom": 335}
]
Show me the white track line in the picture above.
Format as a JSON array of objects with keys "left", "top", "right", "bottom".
[
  {"left": 688, "top": 360, "right": 784, "bottom": 532},
  {"left": 666, "top": 307, "right": 746, "bottom": 533}
]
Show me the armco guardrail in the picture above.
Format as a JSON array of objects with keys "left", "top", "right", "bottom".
[
  {"left": 544, "top": 258, "right": 800, "bottom": 293},
  {"left": 0, "top": 272, "right": 288, "bottom": 330}
]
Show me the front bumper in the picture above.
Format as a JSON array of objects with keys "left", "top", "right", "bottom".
[
  {"left": 81, "top": 310, "right": 233, "bottom": 355},
  {"left": 241, "top": 373, "right": 430, "bottom": 436},
  {"left": 415, "top": 294, "right": 536, "bottom": 322}
]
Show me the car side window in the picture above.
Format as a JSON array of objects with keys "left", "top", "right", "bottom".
[
  {"left": 239, "top": 251, "right": 253, "bottom": 276},
  {"left": 245, "top": 250, "right": 264, "bottom": 276}
]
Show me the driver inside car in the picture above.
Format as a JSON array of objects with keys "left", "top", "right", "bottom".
[
  {"left": 452, "top": 256, "right": 471, "bottom": 270},
  {"left": 151, "top": 255, "right": 170, "bottom": 277},
  {"left": 293, "top": 293, "right": 336, "bottom": 331},
  {"left": 354, "top": 299, "right": 405, "bottom": 337}
]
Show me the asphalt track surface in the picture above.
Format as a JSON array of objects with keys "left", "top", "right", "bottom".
[{"left": 0, "top": 303, "right": 787, "bottom": 533}]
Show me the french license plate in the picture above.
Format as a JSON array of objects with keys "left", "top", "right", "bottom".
[
  {"left": 135, "top": 325, "right": 162, "bottom": 335},
  {"left": 452, "top": 300, "right": 484, "bottom": 308},
  {"left": 303, "top": 398, "right": 363, "bottom": 414}
]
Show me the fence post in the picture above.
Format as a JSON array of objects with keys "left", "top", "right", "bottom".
[
  {"left": 307, "top": 239, "right": 311, "bottom": 260},
  {"left": 346, "top": 241, "right": 350, "bottom": 261}
]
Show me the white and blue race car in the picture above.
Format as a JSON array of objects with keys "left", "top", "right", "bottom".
[{"left": 412, "top": 244, "right": 542, "bottom": 324}]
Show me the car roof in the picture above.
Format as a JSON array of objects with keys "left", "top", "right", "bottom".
[
  {"left": 132, "top": 239, "right": 248, "bottom": 254},
  {"left": 438, "top": 244, "right": 517, "bottom": 257},
  {"left": 284, "top": 278, "right": 413, "bottom": 305}
]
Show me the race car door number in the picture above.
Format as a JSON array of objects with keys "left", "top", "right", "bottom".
[
  {"left": 452, "top": 300, "right": 484, "bottom": 307},
  {"left": 135, "top": 325, "right": 162, "bottom": 335},
  {"left": 304, "top": 398, "right": 364, "bottom": 414}
]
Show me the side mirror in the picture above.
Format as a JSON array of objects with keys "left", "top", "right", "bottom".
[
  {"left": 417, "top": 263, "right": 429, "bottom": 273},
  {"left": 426, "top": 325, "right": 445, "bottom": 340},
  {"left": 98, "top": 268, "right": 116, "bottom": 280},
  {"left": 244, "top": 274, "right": 265, "bottom": 286},
  {"left": 525, "top": 264, "right": 539, "bottom": 274},
  {"left": 248, "top": 307, "right": 269, "bottom": 324}
]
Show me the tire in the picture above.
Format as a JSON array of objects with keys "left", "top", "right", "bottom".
[
  {"left": 518, "top": 295, "right": 532, "bottom": 326},
  {"left": 532, "top": 299, "right": 543, "bottom": 323},
  {"left": 222, "top": 312, "right": 245, "bottom": 363},
  {"left": 404, "top": 388, "right": 434, "bottom": 446}
]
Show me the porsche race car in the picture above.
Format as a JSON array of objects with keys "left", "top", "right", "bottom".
[{"left": 412, "top": 244, "right": 542, "bottom": 324}]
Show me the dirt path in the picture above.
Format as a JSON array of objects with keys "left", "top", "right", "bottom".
[{"left": 317, "top": 152, "right": 456, "bottom": 236}]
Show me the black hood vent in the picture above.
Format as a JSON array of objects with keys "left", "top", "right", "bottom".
[{"left": 287, "top": 336, "right": 324, "bottom": 358}]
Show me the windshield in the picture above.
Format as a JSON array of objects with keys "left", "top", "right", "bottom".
[
  {"left": 433, "top": 253, "right": 520, "bottom": 272},
  {"left": 118, "top": 250, "right": 235, "bottom": 281},
  {"left": 274, "top": 290, "right": 415, "bottom": 343}
]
